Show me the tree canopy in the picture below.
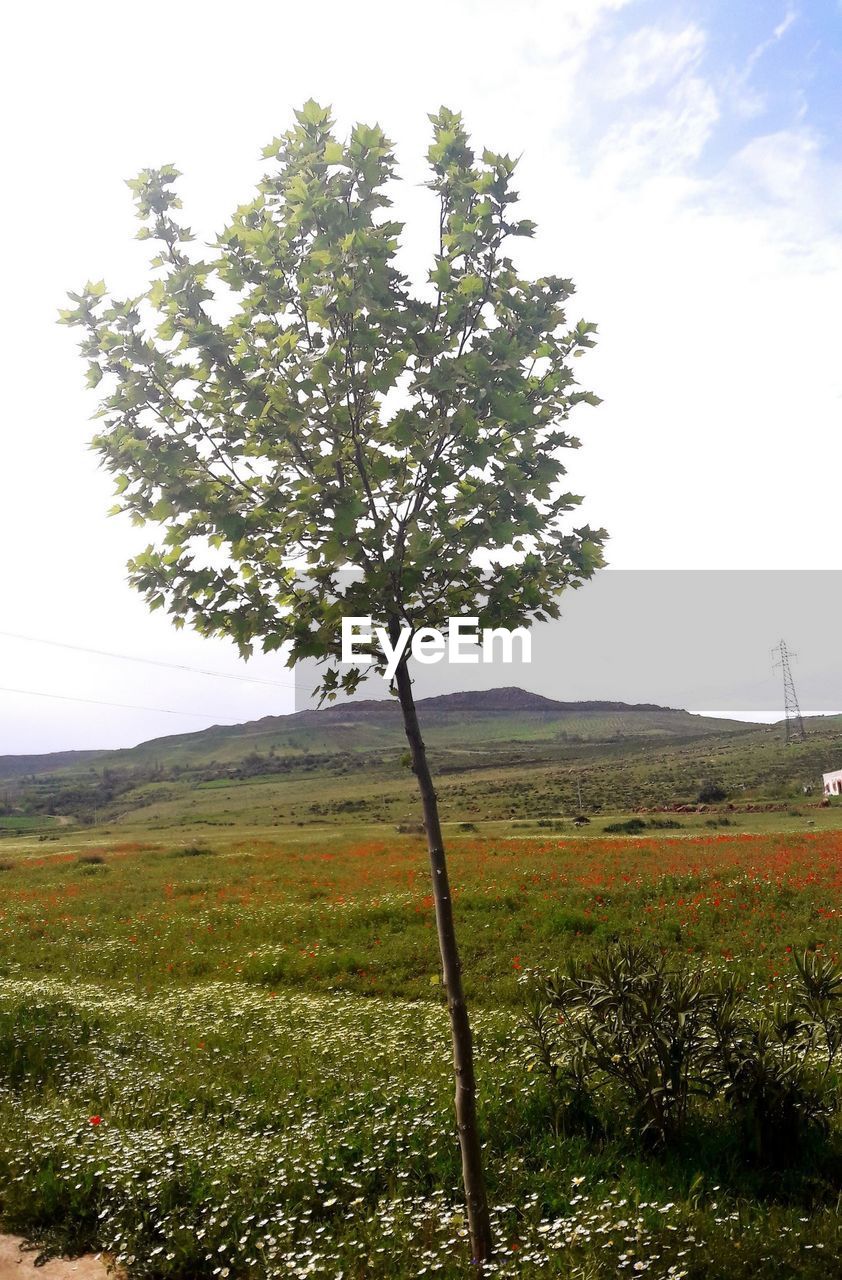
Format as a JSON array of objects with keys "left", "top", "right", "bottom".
[{"left": 62, "top": 100, "right": 605, "bottom": 698}]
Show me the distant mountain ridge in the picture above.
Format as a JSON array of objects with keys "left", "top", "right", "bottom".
[
  {"left": 0, "top": 749, "right": 102, "bottom": 780},
  {"left": 286, "top": 686, "right": 677, "bottom": 726},
  {"left": 387, "top": 687, "right": 671, "bottom": 714},
  {"left": 0, "top": 687, "right": 754, "bottom": 781}
]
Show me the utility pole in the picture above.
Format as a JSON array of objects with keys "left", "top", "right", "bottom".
[{"left": 771, "top": 639, "right": 806, "bottom": 745}]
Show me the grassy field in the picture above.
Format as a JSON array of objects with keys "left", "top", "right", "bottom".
[
  {"left": 2, "top": 693, "right": 842, "bottom": 1274},
  {"left": 3, "top": 815, "right": 842, "bottom": 1276},
  {"left": 0, "top": 814, "right": 62, "bottom": 833}
]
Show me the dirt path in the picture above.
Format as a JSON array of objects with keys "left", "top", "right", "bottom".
[{"left": 0, "top": 1236, "right": 113, "bottom": 1279}]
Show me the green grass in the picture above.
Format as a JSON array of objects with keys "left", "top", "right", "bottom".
[
  {"left": 2, "top": 693, "right": 842, "bottom": 1274},
  {"left": 0, "top": 814, "right": 62, "bottom": 833},
  {"left": 2, "top": 822, "right": 842, "bottom": 1275}
]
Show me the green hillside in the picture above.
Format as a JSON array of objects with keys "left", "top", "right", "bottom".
[
  {"left": 0, "top": 748, "right": 101, "bottom": 779},
  {"left": 3, "top": 688, "right": 755, "bottom": 774},
  {"left": 28, "top": 686, "right": 758, "bottom": 771},
  {"left": 4, "top": 690, "right": 841, "bottom": 835}
]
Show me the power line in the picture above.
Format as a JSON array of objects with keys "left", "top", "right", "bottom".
[
  {"left": 0, "top": 684, "right": 218, "bottom": 718},
  {"left": 0, "top": 630, "right": 297, "bottom": 690}
]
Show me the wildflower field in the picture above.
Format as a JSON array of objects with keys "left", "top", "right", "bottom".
[{"left": 2, "top": 825, "right": 842, "bottom": 1277}]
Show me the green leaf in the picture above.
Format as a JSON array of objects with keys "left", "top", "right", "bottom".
[
  {"left": 323, "top": 141, "right": 345, "bottom": 165},
  {"left": 457, "top": 274, "right": 484, "bottom": 298},
  {"left": 295, "top": 99, "right": 331, "bottom": 128}
]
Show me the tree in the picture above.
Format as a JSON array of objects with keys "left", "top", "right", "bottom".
[{"left": 61, "top": 101, "right": 605, "bottom": 1263}]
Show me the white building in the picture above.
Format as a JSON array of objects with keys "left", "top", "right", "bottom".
[{"left": 822, "top": 769, "right": 842, "bottom": 797}]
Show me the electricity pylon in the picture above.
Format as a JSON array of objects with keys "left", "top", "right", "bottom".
[{"left": 771, "top": 639, "right": 806, "bottom": 745}]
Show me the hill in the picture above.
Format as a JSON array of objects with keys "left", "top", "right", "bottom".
[
  {"left": 7, "top": 690, "right": 842, "bottom": 835},
  {"left": 0, "top": 688, "right": 779, "bottom": 832},
  {"left": 0, "top": 688, "right": 757, "bottom": 780},
  {"left": 0, "top": 749, "right": 102, "bottom": 780}
]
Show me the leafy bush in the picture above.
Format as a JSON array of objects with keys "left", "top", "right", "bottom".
[
  {"left": 698, "top": 780, "right": 728, "bottom": 803},
  {"left": 524, "top": 943, "right": 842, "bottom": 1160},
  {"left": 522, "top": 996, "right": 602, "bottom": 1139},
  {"left": 528, "top": 942, "right": 713, "bottom": 1144},
  {"left": 708, "top": 993, "right": 833, "bottom": 1162},
  {"left": 794, "top": 947, "right": 842, "bottom": 1061},
  {"left": 603, "top": 818, "right": 648, "bottom": 834}
]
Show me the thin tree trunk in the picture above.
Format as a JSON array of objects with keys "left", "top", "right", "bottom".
[{"left": 393, "top": 648, "right": 494, "bottom": 1265}]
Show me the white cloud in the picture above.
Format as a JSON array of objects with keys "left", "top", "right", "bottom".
[
  {"left": 774, "top": 9, "right": 798, "bottom": 40},
  {"left": 603, "top": 24, "right": 706, "bottom": 99},
  {"left": 745, "top": 6, "right": 799, "bottom": 75},
  {"left": 594, "top": 73, "right": 719, "bottom": 177},
  {"left": 724, "top": 7, "right": 799, "bottom": 118},
  {"left": 726, "top": 127, "right": 818, "bottom": 202},
  {"left": 715, "top": 127, "right": 842, "bottom": 250}
]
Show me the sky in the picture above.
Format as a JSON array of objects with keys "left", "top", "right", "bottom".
[{"left": 1, "top": 0, "right": 840, "bottom": 754}]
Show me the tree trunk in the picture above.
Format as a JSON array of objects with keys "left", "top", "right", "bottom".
[{"left": 393, "top": 649, "right": 494, "bottom": 1265}]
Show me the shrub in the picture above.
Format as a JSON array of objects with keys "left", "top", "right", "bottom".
[
  {"left": 603, "top": 818, "right": 648, "bottom": 834},
  {"left": 698, "top": 780, "right": 728, "bottom": 803},
  {"left": 538, "top": 942, "right": 714, "bottom": 1144},
  {"left": 705, "top": 958, "right": 842, "bottom": 1160},
  {"left": 710, "top": 1001, "right": 833, "bottom": 1162},
  {"left": 524, "top": 943, "right": 842, "bottom": 1160},
  {"left": 523, "top": 996, "right": 602, "bottom": 1139},
  {"left": 793, "top": 948, "right": 842, "bottom": 1066}
]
